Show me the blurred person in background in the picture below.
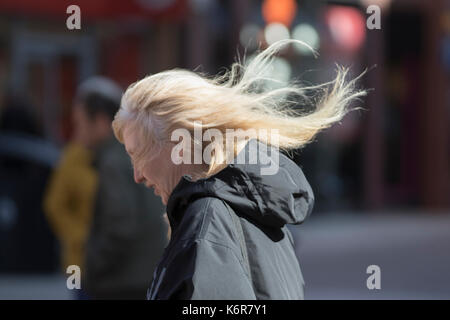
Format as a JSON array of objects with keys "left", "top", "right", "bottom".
[
  {"left": 43, "top": 90, "right": 99, "bottom": 299},
  {"left": 45, "top": 77, "right": 169, "bottom": 300}
]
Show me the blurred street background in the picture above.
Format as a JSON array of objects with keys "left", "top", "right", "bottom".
[{"left": 0, "top": 0, "right": 449, "bottom": 299}]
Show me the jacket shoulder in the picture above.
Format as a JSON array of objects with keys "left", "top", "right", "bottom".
[{"left": 175, "top": 197, "right": 240, "bottom": 252}]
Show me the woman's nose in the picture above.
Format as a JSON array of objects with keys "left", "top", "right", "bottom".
[{"left": 133, "top": 166, "right": 145, "bottom": 184}]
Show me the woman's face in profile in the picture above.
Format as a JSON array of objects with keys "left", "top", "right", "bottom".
[{"left": 122, "top": 125, "right": 178, "bottom": 205}]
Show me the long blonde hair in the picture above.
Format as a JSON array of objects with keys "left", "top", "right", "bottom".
[{"left": 112, "top": 39, "right": 367, "bottom": 177}]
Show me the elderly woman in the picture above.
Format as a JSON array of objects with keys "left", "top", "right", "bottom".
[{"left": 112, "top": 39, "right": 366, "bottom": 300}]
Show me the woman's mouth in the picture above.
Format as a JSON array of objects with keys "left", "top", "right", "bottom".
[{"left": 146, "top": 183, "right": 161, "bottom": 197}]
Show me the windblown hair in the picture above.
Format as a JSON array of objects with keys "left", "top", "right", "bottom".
[{"left": 112, "top": 39, "right": 367, "bottom": 177}]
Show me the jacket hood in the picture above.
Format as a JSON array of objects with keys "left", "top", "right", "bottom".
[{"left": 166, "top": 138, "right": 314, "bottom": 231}]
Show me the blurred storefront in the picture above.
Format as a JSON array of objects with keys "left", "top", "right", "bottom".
[
  {"left": 0, "top": 0, "right": 448, "bottom": 219},
  {"left": 362, "top": 0, "right": 449, "bottom": 210},
  {"left": 0, "top": 0, "right": 188, "bottom": 273},
  {"left": 0, "top": 0, "right": 187, "bottom": 143}
]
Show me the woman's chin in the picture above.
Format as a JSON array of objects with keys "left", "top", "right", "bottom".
[{"left": 158, "top": 192, "right": 167, "bottom": 205}]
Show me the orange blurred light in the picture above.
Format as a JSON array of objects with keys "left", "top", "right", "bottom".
[{"left": 262, "top": 0, "right": 297, "bottom": 27}]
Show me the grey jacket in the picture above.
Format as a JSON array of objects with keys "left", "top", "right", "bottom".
[
  {"left": 84, "top": 137, "right": 168, "bottom": 298},
  {"left": 147, "top": 138, "right": 314, "bottom": 300}
]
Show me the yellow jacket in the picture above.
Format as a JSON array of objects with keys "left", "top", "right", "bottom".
[{"left": 43, "top": 143, "right": 98, "bottom": 271}]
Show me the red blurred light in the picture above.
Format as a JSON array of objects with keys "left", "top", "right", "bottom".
[{"left": 325, "top": 6, "right": 366, "bottom": 52}]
